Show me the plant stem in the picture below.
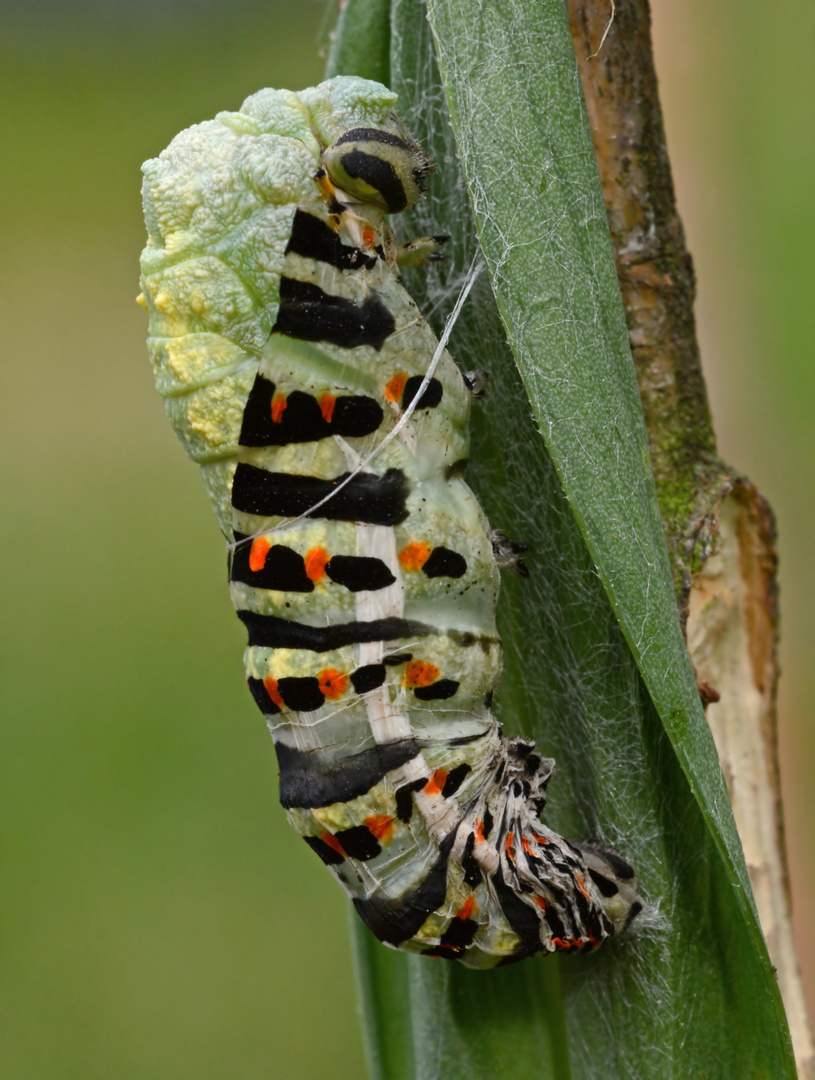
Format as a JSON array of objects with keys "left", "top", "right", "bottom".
[{"left": 568, "top": 3, "right": 814, "bottom": 1073}]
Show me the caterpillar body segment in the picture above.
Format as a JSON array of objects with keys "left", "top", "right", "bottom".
[{"left": 140, "top": 77, "right": 640, "bottom": 968}]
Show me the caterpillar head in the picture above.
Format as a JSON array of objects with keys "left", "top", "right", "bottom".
[{"left": 322, "top": 117, "right": 434, "bottom": 214}]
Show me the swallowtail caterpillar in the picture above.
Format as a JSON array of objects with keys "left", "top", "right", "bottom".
[{"left": 139, "top": 77, "right": 641, "bottom": 968}]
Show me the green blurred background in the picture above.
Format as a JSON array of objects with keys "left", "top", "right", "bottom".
[{"left": 0, "top": 1, "right": 811, "bottom": 1076}]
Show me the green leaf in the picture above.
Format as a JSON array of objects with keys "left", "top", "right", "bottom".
[
  {"left": 330, "top": 1, "right": 796, "bottom": 1076},
  {"left": 325, "top": 0, "right": 391, "bottom": 89}
]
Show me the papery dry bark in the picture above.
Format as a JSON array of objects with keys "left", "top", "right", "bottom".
[{"left": 567, "top": 2, "right": 813, "bottom": 1074}]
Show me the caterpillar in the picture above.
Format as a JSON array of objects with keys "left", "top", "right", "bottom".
[{"left": 139, "top": 76, "right": 641, "bottom": 968}]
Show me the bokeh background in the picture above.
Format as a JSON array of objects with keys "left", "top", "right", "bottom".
[{"left": 0, "top": 1, "right": 811, "bottom": 1077}]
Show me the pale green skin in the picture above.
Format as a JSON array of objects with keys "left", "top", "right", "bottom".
[{"left": 140, "top": 78, "right": 635, "bottom": 967}]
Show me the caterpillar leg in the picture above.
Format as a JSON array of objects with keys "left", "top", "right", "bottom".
[
  {"left": 490, "top": 530, "right": 529, "bottom": 579},
  {"left": 462, "top": 369, "right": 489, "bottom": 398},
  {"left": 396, "top": 234, "right": 449, "bottom": 267}
]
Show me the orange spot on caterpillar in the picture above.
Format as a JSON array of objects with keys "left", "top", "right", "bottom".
[
  {"left": 575, "top": 872, "right": 590, "bottom": 900},
  {"left": 248, "top": 536, "right": 272, "bottom": 573},
  {"left": 521, "top": 836, "right": 533, "bottom": 855},
  {"left": 534, "top": 895, "right": 548, "bottom": 911},
  {"left": 424, "top": 769, "right": 448, "bottom": 796},
  {"left": 456, "top": 896, "right": 475, "bottom": 921},
  {"left": 318, "top": 669, "right": 348, "bottom": 699},
  {"left": 304, "top": 547, "right": 329, "bottom": 582},
  {"left": 474, "top": 819, "right": 485, "bottom": 843},
  {"left": 362, "top": 225, "right": 376, "bottom": 248},
  {"left": 365, "top": 814, "right": 395, "bottom": 843},
  {"left": 318, "top": 393, "right": 336, "bottom": 423},
  {"left": 271, "top": 394, "right": 287, "bottom": 423},
  {"left": 505, "top": 832, "right": 514, "bottom": 857},
  {"left": 404, "top": 660, "right": 439, "bottom": 688},
  {"left": 551, "top": 937, "right": 571, "bottom": 950},
  {"left": 263, "top": 676, "right": 284, "bottom": 710},
  {"left": 320, "top": 831, "right": 346, "bottom": 858},
  {"left": 398, "top": 541, "right": 432, "bottom": 572},
  {"left": 385, "top": 371, "right": 408, "bottom": 402}
]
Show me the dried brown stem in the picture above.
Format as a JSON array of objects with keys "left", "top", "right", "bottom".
[{"left": 567, "top": 2, "right": 813, "bottom": 1074}]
